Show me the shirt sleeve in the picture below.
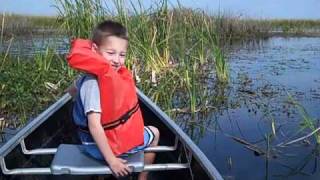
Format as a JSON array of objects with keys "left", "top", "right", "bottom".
[{"left": 80, "top": 76, "right": 101, "bottom": 115}]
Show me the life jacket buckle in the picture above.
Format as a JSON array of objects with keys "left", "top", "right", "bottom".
[{"left": 120, "top": 117, "right": 128, "bottom": 123}]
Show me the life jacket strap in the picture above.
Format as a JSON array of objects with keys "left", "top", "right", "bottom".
[
  {"left": 78, "top": 102, "right": 140, "bottom": 132},
  {"left": 102, "top": 102, "right": 140, "bottom": 130}
]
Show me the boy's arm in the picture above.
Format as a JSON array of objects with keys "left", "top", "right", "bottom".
[
  {"left": 67, "top": 39, "right": 111, "bottom": 75},
  {"left": 87, "top": 112, "right": 131, "bottom": 177}
]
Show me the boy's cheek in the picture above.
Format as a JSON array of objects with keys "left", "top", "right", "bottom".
[
  {"left": 97, "top": 52, "right": 108, "bottom": 59},
  {"left": 102, "top": 54, "right": 111, "bottom": 61},
  {"left": 102, "top": 55, "right": 114, "bottom": 64},
  {"left": 120, "top": 58, "right": 126, "bottom": 65}
]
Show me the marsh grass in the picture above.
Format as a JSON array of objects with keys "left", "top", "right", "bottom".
[
  {"left": 4, "top": 1, "right": 319, "bottom": 128},
  {"left": 213, "top": 46, "right": 229, "bottom": 83},
  {"left": 55, "top": 0, "right": 106, "bottom": 38},
  {"left": 269, "top": 19, "right": 320, "bottom": 34},
  {"left": 0, "top": 13, "right": 61, "bottom": 37},
  {"left": 55, "top": 0, "right": 231, "bottom": 114},
  {"left": 1, "top": 13, "right": 5, "bottom": 44},
  {"left": 9, "top": 0, "right": 319, "bottom": 124},
  {"left": 211, "top": 16, "right": 320, "bottom": 39},
  {"left": 0, "top": 45, "right": 76, "bottom": 125}
]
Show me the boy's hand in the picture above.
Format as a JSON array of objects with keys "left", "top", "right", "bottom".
[
  {"left": 65, "top": 80, "right": 77, "bottom": 97},
  {"left": 109, "top": 157, "right": 132, "bottom": 177}
]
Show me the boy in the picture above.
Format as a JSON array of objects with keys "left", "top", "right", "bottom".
[{"left": 68, "top": 20, "right": 160, "bottom": 180}]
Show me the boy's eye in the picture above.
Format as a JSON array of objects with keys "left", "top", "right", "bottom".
[
  {"left": 120, "top": 54, "right": 126, "bottom": 57},
  {"left": 107, "top": 52, "right": 115, "bottom": 55}
]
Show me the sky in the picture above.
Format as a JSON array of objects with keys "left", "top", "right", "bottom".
[{"left": 0, "top": 0, "right": 319, "bottom": 19}]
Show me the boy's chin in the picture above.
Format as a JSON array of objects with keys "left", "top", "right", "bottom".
[{"left": 112, "top": 66, "right": 121, "bottom": 71}]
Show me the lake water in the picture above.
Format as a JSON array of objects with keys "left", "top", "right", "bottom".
[
  {"left": 177, "top": 37, "right": 320, "bottom": 180},
  {"left": 1, "top": 36, "right": 320, "bottom": 179}
]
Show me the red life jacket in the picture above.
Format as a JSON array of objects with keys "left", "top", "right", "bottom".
[{"left": 67, "top": 39, "right": 144, "bottom": 156}]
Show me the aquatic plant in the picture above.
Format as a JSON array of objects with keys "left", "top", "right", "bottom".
[
  {"left": 213, "top": 46, "right": 229, "bottom": 83},
  {"left": 288, "top": 95, "right": 320, "bottom": 144}
]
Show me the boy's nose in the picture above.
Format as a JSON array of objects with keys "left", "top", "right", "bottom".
[{"left": 112, "top": 56, "right": 120, "bottom": 65}]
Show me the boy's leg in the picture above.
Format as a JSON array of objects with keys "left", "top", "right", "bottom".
[{"left": 139, "top": 126, "right": 160, "bottom": 180}]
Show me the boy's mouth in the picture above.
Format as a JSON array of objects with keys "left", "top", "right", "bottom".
[{"left": 111, "top": 64, "right": 121, "bottom": 71}]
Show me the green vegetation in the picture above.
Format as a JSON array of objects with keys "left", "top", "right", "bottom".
[
  {"left": 0, "top": 13, "right": 61, "bottom": 37},
  {"left": 2, "top": 5, "right": 320, "bottom": 38},
  {"left": 212, "top": 18, "right": 320, "bottom": 39},
  {"left": 288, "top": 95, "right": 320, "bottom": 144},
  {"left": 213, "top": 46, "right": 229, "bottom": 83},
  {"left": 2, "top": 0, "right": 320, "bottom": 126},
  {"left": 269, "top": 19, "right": 320, "bottom": 34},
  {"left": 0, "top": 49, "right": 75, "bottom": 126},
  {"left": 55, "top": 0, "right": 230, "bottom": 114}
]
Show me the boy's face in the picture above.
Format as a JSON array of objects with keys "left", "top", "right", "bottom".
[{"left": 95, "top": 36, "right": 128, "bottom": 71}]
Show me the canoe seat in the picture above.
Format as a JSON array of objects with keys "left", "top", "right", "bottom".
[{"left": 50, "top": 144, "right": 144, "bottom": 175}]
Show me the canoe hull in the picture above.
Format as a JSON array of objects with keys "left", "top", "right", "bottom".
[{"left": 0, "top": 92, "right": 221, "bottom": 180}]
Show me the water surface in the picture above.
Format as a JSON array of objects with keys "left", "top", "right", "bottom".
[
  {"left": 0, "top": 35, "right": 68, "bottom": 56},
  {"left": 178, "top": 37, "right": 320, "bottom": 180}
]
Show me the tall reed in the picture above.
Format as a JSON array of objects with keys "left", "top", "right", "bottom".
[
  {"left": 55, "top": 0, "right": 230, "bottom": 114},
  {"left": 55, "top": 0, "right": 106, "bottom": 39},
  {"left": 213, "top": 46, "right": 229, "bottom": 83},
  {"left": 1, "top": 12, "right": 5, "bottom": 44}
]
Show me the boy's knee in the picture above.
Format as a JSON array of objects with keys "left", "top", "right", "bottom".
[{"left": 147, "top": 126, "right": 160, "bottom": 146}]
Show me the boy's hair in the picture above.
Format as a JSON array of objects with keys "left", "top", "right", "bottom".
[{"left": 92, "top": 20, "right": 128, "bottom": 46}]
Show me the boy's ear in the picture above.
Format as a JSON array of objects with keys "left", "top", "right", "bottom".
[{"left": 91, "top": 43, "right": 98, "bottom": 53}]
